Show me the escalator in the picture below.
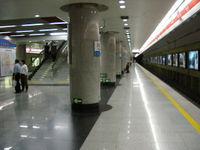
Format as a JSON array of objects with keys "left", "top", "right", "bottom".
[{"left": 28, "top": 41, "right": 69, "bottom": 85}]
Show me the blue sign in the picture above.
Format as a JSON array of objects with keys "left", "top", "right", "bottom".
[
  {"left": 93, "top": 50, "right": 100, "bottom": 57},
  {"left": 0, "top": 39, "right": 16, "bottom": 47}
]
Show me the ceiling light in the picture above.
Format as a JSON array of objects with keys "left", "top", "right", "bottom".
[
  {"left": 21, "top": 23, "right": 44, "bottom": 27},
  {"left": 123, "top": 19, "right": 128, "bottom": 22},
  {"left": 4, "top": 146, "right": 13, "bottom": 150},
  {"left": 16, "top": 30, "right": 34, "bottom": 33},
  {"left": 50, "top": 32, "right": 68, "bottom": 35},
  {"left": 119, "top": 0, "right": 125, "bottom": 4},
  {"left": 49, "top": 22, "right": 68, "bottom": 25},
  {"left": 0, "top": 25, "right": 16, "bottom": 28},
  {"left": 34, "top": 14, "right": 40, "bottom": 17},
  {"left": 29, "top": 33, "right": 45, "bottom": 36},
  {"left": 10, "top": 34, "right": 25, "bottom": 37},
  {"left": 124, "top": 23, "right": 128, "bottom": 26},
  {"left": 0, "top": 31, "right": 11, "bottom": 34},
  {"left": 62, "top": 28, "right": 68, "bottom": 31},
  {"left": 120, "top": 5, "right": 126, "bottom": 9},
  {"left": 39, "top": 28, "right": 58, "bottom": 32}
]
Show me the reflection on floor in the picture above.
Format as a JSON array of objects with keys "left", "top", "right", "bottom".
[
  {"left": 0, "top": 77, "right": 117, "bottom": 150},
  {"left": 81, "top": 64, "right": 200, "bottom": 150}
]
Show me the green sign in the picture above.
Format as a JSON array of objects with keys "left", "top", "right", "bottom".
[
  {"left": 100, "top": 79, "right": 111, "bottom": 83},
  {"left": 100, "top": 73, "right": 108, "bottom": 78},
  {"left": 73, "top": 98, "right": 82, "bottom": 104}
]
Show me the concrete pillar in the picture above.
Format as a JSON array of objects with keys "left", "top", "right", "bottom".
[
  {"left": 121, "top": 46, "right": 126, "bottom": 73},
  {"left": 61, "top": 3, "right": 108, "bottom": 109},
  {"left": 16, "top": 44, "right": 26, "bottom": 61},
  {"left": 116, "top": 41, "right": 122, "bottom": 77},
  {"left": 100, "top": 31, "right": 117, "bottom": 84}
]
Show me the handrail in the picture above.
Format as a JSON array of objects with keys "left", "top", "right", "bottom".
[
  {"left": 52, "top": 41, "right": 68, "bottom": 71},
  {"left": 28, "top": 49, "right": 47, "bottom": 80}
]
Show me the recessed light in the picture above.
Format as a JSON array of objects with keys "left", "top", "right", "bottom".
[
  {"left": 120, "top": 5, "right": 126, "bottom": 9},
  {"left": 21, "top": 23, "right": 44, "bottom": 27},
  {"left": 35, "top": 14, "right": 40, "bottom": 18},
  {"left": 123, "top": 19, "right": 128, "bottom": 22},
  {"left": 34, "top": 14, "right": 40, "bottom": 18},
  {"left": 124, "top": 23, "right": 128, "bottom": 26},
  {"left": 119, "top": 0, "right": 125, "bottom": 4}
]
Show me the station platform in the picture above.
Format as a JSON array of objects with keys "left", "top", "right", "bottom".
[{"left": 0, "top": 64, "right": 200, "bottom": 150}]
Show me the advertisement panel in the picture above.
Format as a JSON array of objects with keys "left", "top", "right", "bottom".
[
  {"left": 0, "top": 48, "right": 16, "bottom": 76},
  {"left": 188, "top": 50, "right": 199, "bottom": 70},
  {"left": 179, "top": 52, "right": 186, "bottom": 68}
]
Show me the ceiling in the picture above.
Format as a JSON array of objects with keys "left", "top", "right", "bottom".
[{"left": 0, "top": 0, "right": 176, "bottom": 50}]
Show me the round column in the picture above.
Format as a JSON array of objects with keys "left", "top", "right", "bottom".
[
  {"left": 100, "top": 31, "right": 117, "bottom": 85},
  {"left": 16, "top": 44, "right": 26, "bottom": 61},
  {"left": 61, "top": 3, "right": 108, "bottom": 109},
  {"left": 116, "top": 41, "right": 122, "bottom": 77},
  {"left": 121, "top": 46, "right": 126, "bottom": 73}
]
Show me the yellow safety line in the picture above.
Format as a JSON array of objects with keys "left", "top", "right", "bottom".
[{"left": 140, "top": 67, "right": 200, "bottom": 133}]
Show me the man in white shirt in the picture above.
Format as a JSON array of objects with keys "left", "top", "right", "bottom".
[
  {"left": 13, "top": 59, "right": 22, "bottom": 93},
  {"left": 20, "top": 60, "right": 28, "bottom": 92}
]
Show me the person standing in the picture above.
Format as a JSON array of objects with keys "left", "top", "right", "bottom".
[
  {"left": 51, "top": 41, "right": 57, "bottom": 62},
  {"left": 20, "top": 60, "right": 28, "bottom": 92},
  {"left": 44, "top": 42, "right": 50, "bottom": 59},
  {"left": 13, "top": 59, "right": 22, "bottom": 93}
]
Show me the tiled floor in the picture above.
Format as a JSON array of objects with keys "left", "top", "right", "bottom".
[
  {"left": 0, "top": 76, "right": 116, "bottom": 150},
  {"left": 0, "top": 64, "right": 200, "bottom": 150},
  {"left": 81, "top": 64, "right": 200, "bottom": 150}
]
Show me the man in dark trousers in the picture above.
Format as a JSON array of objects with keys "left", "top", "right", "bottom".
[
  {"left": 51, "top": 41, "right": 57, "bottom": 62},
  {"left": 44, "top": 43, "right": 50, "bottom": 59},
  {"left": 13, "top": 59, "right": 22, "bottom": 93}
]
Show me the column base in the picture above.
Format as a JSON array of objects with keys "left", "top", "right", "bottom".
[
  {"left": 72, "top": 103, "right": 99, "bottom": 112},
  {"left": 101, "top": 82, "right": 116, "bottom": 86}
]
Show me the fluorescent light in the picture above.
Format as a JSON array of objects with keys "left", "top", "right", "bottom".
[
  {"left": 0, "top": 25, "right": 16, "bottom": 28},
  {"left": 10, "top": 34, "right": 25, "bottom": 37},
  {"left": 49, "top": 22, "right": 68, "bottom": 25},
  {"left": 39, "top": 28, "right": 58, "bottom": 32},
  {"left": 20, "top": 125, "right": 28, "bottom": 128},
  {"left": 124, "top": 23, "right": 128, "bottom": 26},
  {"left": 29, "top": 33, "right": 45, "bottom": 36},
  {"left": 119, "top": 0, "right": 125, "bottom": 4},
  {"left": 4, "top": 147, "right": 13, "bottom": 150},
  {"left": 20, "top": 135, "right": 28, "bottom": 138},
  {"left": 34, "top": 14, "right": 40, "bottom": 17},
  {"left": 50, "top": 32, "right": 68, "bottom": 35},
  {"left": 32, "top": 125, "right": 40, "bottom": 129},
  {"left": 120, "top": 5, "right": 126, "bottom": 9},
  {"left": 21, "top": 23, "right": 44, "bottom": 27},
  {"left": 62, "top": 28, "right": 68, "bottom": 31},
  {"left": 0, "top": 31, "right": 11, "bottom": 34},
  {"left": 16, "top": 30, "right": 34, "bottom": 33}
]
